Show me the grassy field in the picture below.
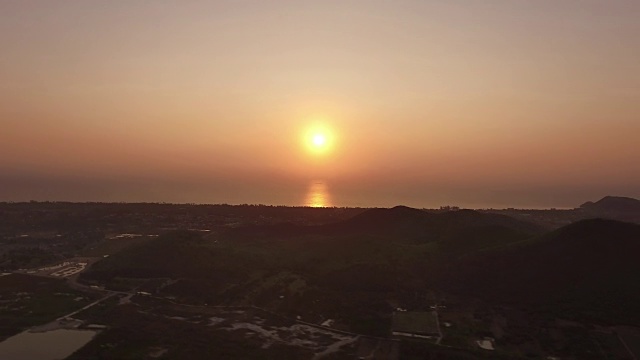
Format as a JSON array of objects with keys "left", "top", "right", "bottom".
[
  {"left": 0, "top": 273, "right": 95, "bottom": 340},
  {"left": 67, "top": 302, "right": 349, "bottom": 360},
  {"left": 81, "top": 236, "right": 154, "bottom": 257},
  {"left": 617, "top": 326, "right": 640, "bottom": 359},
  {"left": 76, "top": 217, "right": 640, "bottom": 358},
  {"left": 391, "top": 311, "right": 439, "bottom": 336}
]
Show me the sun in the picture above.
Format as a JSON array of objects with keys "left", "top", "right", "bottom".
[
  {"left": 312, "top": 134, "right": 326, "bottom": 147},
  {"left": 304, "top": 125, "right": 333, "bottom": 154}
]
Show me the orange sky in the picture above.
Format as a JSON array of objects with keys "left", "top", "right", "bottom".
[{"left": 1, "top": 1, "right": 639, "bottom": 208}]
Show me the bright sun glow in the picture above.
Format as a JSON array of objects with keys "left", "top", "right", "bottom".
[
  {"left": 312, "top": 134, "right": 326, "bottom": 147},
  {"left": 304, "top": 124, "right": 333, "bottom": 155}
]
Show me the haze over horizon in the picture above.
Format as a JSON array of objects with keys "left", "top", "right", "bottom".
[{"left": 1, "top": 1, "right": 639, "bottom": 208}]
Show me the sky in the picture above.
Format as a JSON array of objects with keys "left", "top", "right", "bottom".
[{"left": 1, "top": 0, "right": 639, "bottom": 208}]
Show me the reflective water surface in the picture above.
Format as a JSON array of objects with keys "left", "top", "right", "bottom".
[
  {"left": 304, "top": 181, "right": 332, "bottom": 207},
  {"left": 0, "top": 329, "right": 97, "bottom": 360}
]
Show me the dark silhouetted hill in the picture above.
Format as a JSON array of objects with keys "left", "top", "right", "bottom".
[
  {"left": 81, "top": 206, "right": 544, "bottom": 303},
  {"left": 580, "top": 196, "right": 640, "bottom": 213},
  {"left": 226, "top": 206, "right": 543, "bottom": 247},
  {"left": 443, "top": 218, "right": 640, "bottom": 324}
]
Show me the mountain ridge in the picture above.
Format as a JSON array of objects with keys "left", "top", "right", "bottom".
[{"left": 580, "top": 195, "right": 640, "bottom": 213}]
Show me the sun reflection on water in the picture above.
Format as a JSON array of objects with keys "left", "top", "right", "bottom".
[{"left": 305, "top": 181, "right": 332, "bottom": 208}]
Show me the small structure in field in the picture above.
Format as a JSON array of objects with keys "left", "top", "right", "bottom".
[{"left": 476, "top": 337, "right": 495, "bottom": 350}]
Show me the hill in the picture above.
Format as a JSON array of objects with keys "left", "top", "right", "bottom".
[
  {"left": 443, "top": 218, "right": 640, "bottom": 324},
  {"left": 225, "top": 206, "right": 543, "bottom": 247},
  {"left": 83, "top": 206, "right": 544, "bottom": 287},
  {"left": 580, "top": 196, "right": 640, "bottom": 214},
  {"left": 79, "top": 208, "right": 640, "bottom": 334},
  {"left": 80, "top": 206, "right": 543, "bottom": 335},
  {"left": 82, "top": 207, "right": 543, "bottom": 290}
]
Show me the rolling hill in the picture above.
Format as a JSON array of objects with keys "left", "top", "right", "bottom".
[
  {"left": 580, "top": 196, "right": 640, "bottom": 214},
  {"left": 442, "top": 218, "right": 640, "bottom": 324},
  {"left": 79, "top": 207, "right": 640, "bottom": 333},
  {"left": 81, "top": 206, "right": 543, "bottom": 305},
  {"left": 224, "top": 206, "right": 543, "bottom": 246}
]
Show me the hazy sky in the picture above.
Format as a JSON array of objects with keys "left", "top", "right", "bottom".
[{"left": 1, "top": 0, "right": 639, "bottom": 208}]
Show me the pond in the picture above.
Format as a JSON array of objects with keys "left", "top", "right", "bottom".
[{"left": 0, "top": 329, "right": 97, "bottom": 360}]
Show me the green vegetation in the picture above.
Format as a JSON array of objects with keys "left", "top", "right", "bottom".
[
  {"left": 391, "top": 311, "right": 439, "bottom": 335},
  {"left": 399, "top": 339, "right": 525, "bottom": 359},
  {"left": 443, "top": 219, "right": 640, "bottom": 325},
  {"left": 0, "top": 274, "right": 94, "bottom": 340},
  {"left": 67, "top": 304, "right": 338, "bottom": 360},
  {"left": 74, "top": 208, "right": 640, "bottom": 358},
  {"left": 3, "top": 203, "right": 639, "bottom": 358},
  {"left": 80, "top": 208, "right": 543, "bottom": 338},
  {"left": 81, "top": 236, "right": 153, "bottom": 257},
  {"left": 0, "top": 247, "right": 60, "bottom": 269}
]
